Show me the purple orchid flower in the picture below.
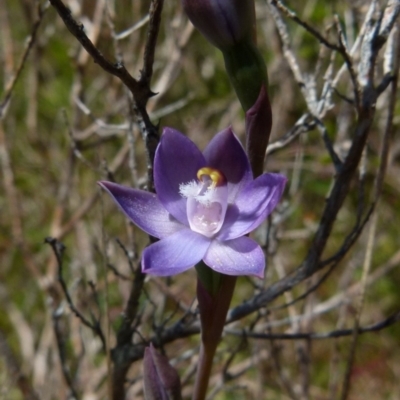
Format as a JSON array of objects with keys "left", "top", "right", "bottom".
[{"left": 99, "top": 128, "right": 286, "bottom": 278}]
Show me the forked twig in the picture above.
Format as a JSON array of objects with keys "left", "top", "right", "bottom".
[{"left": 45, "top": 237, "right": 107, "bottom": 351}]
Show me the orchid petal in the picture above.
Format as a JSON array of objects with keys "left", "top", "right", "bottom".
[
  {"left": 154, "top": 128, "right": 206, "bottom": 225},
  {"left": 218, "top": 173, "right": 287, "bottom": 240},
  {"left": 142, "top": 229, "right": 211, "bottom": 276},
  {"left": 203, "top": 236, "right": 265, "bottom": 278},
  {"left": 98, "top": 181, "right": 184, "bottom": 239},
  {"left": 203, "top": 127, "right": 252, "bottom": 202}
]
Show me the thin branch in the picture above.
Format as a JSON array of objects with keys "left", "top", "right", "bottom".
[
  {"left": 52, "top": 307, "right": 80, "bottom": 400},
  {"left": 374, "top": 22, "right": 400, "bottom": 197},
  {"left": 334, "top": 15, "right": 361, "bottom": 108},
  {"left": 225, "top": 311, "right": 400, "bottom": 340},
  {"left": 49, "top": 0, "right": 161, "bottom": 190},
  {"left": 140, "top": 0, "right": 164, "bottom": 87},
  {"left": 270, "top": 0, "right": 341, "bottom": 52},
  {"left": 107, "top": 263, "right": 132, "bottom": 281},
  {"left": 44, "top": 237, "right": 107, "bottom": 351},
  {"left": 48, "top": 0, "right": 142, "bottom": 99},
  {"left": 266, "top": 114, "right": 316, "bottom": 155},
  {"left": 314, "top": 117, "right": 342, "bottom": 170},
  {"left": 377, "top": 0, "right": 400, "bottom": 46},
  {"left": 0, "top": 2, "right": 48, "bottom": 118},
  {"left": 340, "top": 212, "right": 378, "bottom": 400},
  {"left": 111, "top": 261, "right": 146, "bottom": 400}
]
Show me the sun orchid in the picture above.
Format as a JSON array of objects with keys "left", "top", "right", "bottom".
[{"left": 99, "top": 128, "right": 286, "bottom": 278}]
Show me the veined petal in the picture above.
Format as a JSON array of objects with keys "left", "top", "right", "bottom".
[
  {"left": 203, "top": 236, "right": 265, "bottom": 278},
  {"left": 203, "top": 127, "right": 252, "bottom": 202},
  {"left": 218, "top": 173, "right": 287, "bottom": 240},
  {"left": 98, "top": 181, "right": 184, "bottom": 239},
  {"left": 154, "top": 128, "right": 206, "bottom": 225},
  {"left": 142, "top": 229, "right": 211, "bottom": 276}
]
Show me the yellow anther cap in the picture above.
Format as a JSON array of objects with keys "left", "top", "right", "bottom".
[{"left": 197, "top": 167, "right": 226, "bottom": 188}]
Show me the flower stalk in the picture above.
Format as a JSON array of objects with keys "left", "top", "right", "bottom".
[{"left": 193, "top": 267, "right": 236, "bottom": 400}]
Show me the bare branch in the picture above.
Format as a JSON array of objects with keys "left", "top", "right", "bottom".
[
  {"left": 226, "top": 311, "right": 400, "bottom": 340},
  {"left": 48, "top": 0, "right": 141, "bottom": 98},
  {"left": 0, "top": 3, "right": 47, "bottom": 118},
  {"left": 140, "top": 0, "right": 165, "bottom": 87},
  {"left": 270, "top": 0, "right": 341, "bottom": 52},
  {"left": 45, "top": 237, "right": 107, "bottom": 351},
  {"left": 48, "top": 0, "right": 162, "bottom": 190},
  {"left": 266, "top": 114, "right": 316, "bottom": 155},
  {"left": 52, "top": 307, "right": 80, "bottom": 400}
]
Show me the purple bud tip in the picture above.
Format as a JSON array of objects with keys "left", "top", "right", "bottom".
[{"left": 143, "top": 344, "right": 182, "bottom": 400}]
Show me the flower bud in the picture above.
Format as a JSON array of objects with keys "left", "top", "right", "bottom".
[
  {"left": 143, "top": 344, "right": 182, "bottom": 400},
  {"left": 182, "top": 0, "right": 255, "bottom": 50}
]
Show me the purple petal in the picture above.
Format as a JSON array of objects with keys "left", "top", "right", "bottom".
[
  {"left": 142, "top": 229, "right": 211, "bottom": 276},
  {"left": 203, "top": 236, "right": 265, "bottom": 278},
  {"left": 98, "top": 181, "right": 184, "bottom": 239},
  {"left": 203, "top": 127, "right": 252, "bottom": 202},
  {"left": 154, "top": 128, "right": 206, "bottom": 225},
  {"left": 218, "top": 173, "right": 287, "bottom": 240}
]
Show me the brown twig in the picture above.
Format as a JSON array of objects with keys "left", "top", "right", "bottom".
[
  {"left": 0, "top": 2, "right": 47, "bottom": 118},
  {"left": 48, "top": 0, "right": 140, "bottom": 97},
  {"left": 48, "top": 0, "right": 162, "bottom": 190},
  {"left": 270, "top": 0, "right": 341, "bottom": 52},
  {"left": 111, "top": 263, "right": 146, "bottom": 399},
  {"left": 52, "top": 307, "right": 80, "bottom": 399},
  {"left": 226, "top": 311, "right": 400, "bottom": 340},
  {"left": 45, "top": 237, "right": 107, "bottom": 351}
]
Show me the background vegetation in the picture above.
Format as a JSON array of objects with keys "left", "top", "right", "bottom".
[{"left": 1, "top": 0, "right": 400, "bottom": 399}]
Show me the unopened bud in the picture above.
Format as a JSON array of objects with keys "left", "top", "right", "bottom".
[
  {"left": 143, "top": 344, "right": 182, "bottom": 400},
  {"left": 182, "top": 0, "right": 255, "bottom": 50}
]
